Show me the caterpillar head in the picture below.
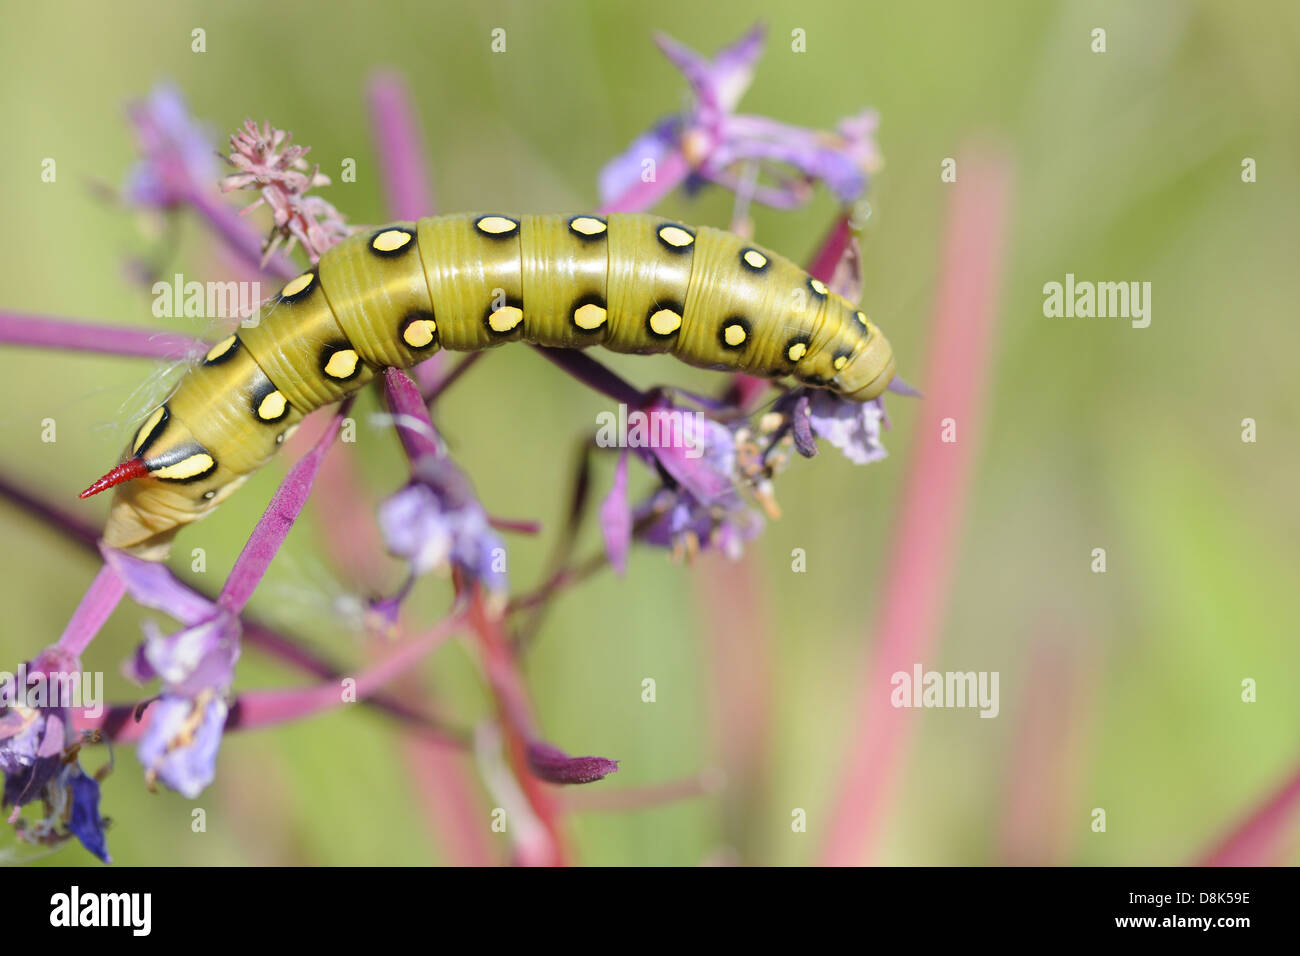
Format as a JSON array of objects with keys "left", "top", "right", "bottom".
[
  {"left": 838, "top": 319, "right": 896, "bottom": 402},
  {"left": 80, "top": 404, "right": 241, "bottom": 559}
]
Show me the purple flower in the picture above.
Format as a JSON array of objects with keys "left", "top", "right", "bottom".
[
  {"left": 379, "top": 458, "right": 507, "bottom": 593},
  {"left": 1, "top": 647, "right": 111, "bottom": 862},
  {"left": 1, "top": 646, "right": 85, "bottom": 810},
  {"left": 805, "top": 391, "right": 889, "bottom": 465},
  {"left": 598, "top": 402, "right": 767, "bottom": 560},
  {"left": 637, "top": 490, "right": 765, "bottom": 561},
  {"left": 137, "top": 692, "right": 228, "bottom": 800},
  {"left": 133, "top": 614, "right": 242, "bottom": 698},
  {"left": 527, "top": 741, "right": 619, "bottom": 785},
  {"left": 599, "top": 24, "right": 881, "bottom": 210},
  {"left": 0, "top": 705, "right": 68, "bottom": 811},
  {"left": 598, "top": 117, "right": 683, "bottom": 207},
  {"left": 102, "top": 547, "right": 239, "bottom": 797},
  {"left": 124, "top": 84, "right": 220, "bottom": 207},
  {"left": 105, "top": 547, "right": 241, "bottom": 696}
]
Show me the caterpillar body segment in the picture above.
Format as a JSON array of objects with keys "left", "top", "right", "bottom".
[{"left": 91, "top": 213, "right": 896, "bottom": 558}]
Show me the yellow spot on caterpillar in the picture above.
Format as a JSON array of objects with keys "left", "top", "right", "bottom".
[
  {"left": 152, "top": 453, "right": 214, "bottom": 481},
  {"left": 475, "top": 215, "right": 518, "bottom": 236},
  {"left": 205, "top": 335, "right": 237, "bottom": 363},
  {"left": 649, "top": 308, "right": 682, "bottom": 336},
  {"left": 281, "top": 272, "right": 314, "bottom": 298},
  {"left": 856, "top": 311, "right": 869, "bottom": 328},
  {"left": 570, "top": 216, "right": 607, "bottom": 236},
  {"left": 723, "top": 324, "right": 747, "bottom": 347},
  {"left": 658, "top": 225, "right": 694, "bottom": 248},
  {"left": 488, "top": 306, "right": 523, "bottom": 333},
  {"left": 133, "top": 406, "right": 167, "bottom": 453},
  {"left": 787, "top": 342, "right": 808, "bottom": 362},
  {"left": 573, "top": 303, "right": 607, "bottom": 330},
  {"left": 257, "top": 390, "right": 287, "bottom": 421},
  {"left": 402, "top": 318, "right": 437, "bottom": 348},
  {"left": 372, "top": 229, "right": 412, "bottom": 253},
  {"left": 743, "top": 249, "right": 768, "bottom": 269},
  {"left": 323, "top": 348, "right": 359, "bottom": 379},
  {"left": 834, "top": 354, "right": 848, "bottom": 371},
  {"left": 809, "top": 278, "right": 828, "bottom": 295}
]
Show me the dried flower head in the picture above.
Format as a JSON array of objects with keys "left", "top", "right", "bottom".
[{"left": 221, "top": 119, "right": 351, "bottom": 264}]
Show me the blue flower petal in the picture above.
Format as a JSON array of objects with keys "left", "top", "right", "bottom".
[{"left": 66, "top": 770, "right": 111, "bottom": 864}]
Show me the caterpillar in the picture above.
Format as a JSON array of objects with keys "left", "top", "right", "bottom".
[{"left": 81, "top": 212, "right": 896, "bottom": 559}]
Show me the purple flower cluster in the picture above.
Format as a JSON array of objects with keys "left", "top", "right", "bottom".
[
  {"left": 600, "top": 25, "right": 881, "bottom": 211},
  {"left": 0, "top": 647, "right": 111, "bottom": 862}
]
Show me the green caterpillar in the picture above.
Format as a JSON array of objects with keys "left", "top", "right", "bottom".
[{"left": 83, "top": 212, "right": 896, "bottom": 558}]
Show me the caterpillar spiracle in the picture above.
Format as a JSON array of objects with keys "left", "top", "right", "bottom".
[{"left": 81, "top": 212, "right": 896, "bottom": 559}]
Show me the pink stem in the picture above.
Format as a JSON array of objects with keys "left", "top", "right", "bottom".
[
  {"left": 53, "top": 562, "right": 126, "bottom": 658},
  {"left": 695, "top": 553, "right": 772, "bottom": 833},
  {"left": 218, "top": 403, "right": 351, "bottom": 614},
  {"left": 0, "top": 312, "right": 200, "bottom": 359},
  {"left": 820, "top": 146, "right": 1014, "bottom": 865},
  {"left": 188, "top": 190, "right": 299, "bottom": 281},
  {"left": 998, "top": 640, "right": 1090, "bottom": 864},
  {"left": 231, "top": 613, "right": 463, "bottom": 728},
  {"left": 367, "top": 72, "right": 437, "bottom": 221},
  {"left": 806, "top": 214, "right": 852, "bottom": 283},
  {"left": 465, "top": 585, "right": 567, "bottom": 865},
  {"left": 1200, "top": 759, "right": 1300, "bottom": 866}
]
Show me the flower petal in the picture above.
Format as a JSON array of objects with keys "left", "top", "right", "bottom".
[
  {"left": 66, "top": 770, "right": 111, "bottom": 863},
  {"left": 805, "top": 391, "right": 888, "bottom": 465},
  {"left": 101, "top": 545, "right": 216, "bottom": 626},
  {"left": 137, "top": 693, "right": 227, "bottom": 800},
  {"left": 599, "top": 450, "right": 631, "bottom": 575}
]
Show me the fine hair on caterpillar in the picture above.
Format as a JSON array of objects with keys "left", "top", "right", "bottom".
[{"left": 80, "top": 212, "right": 896, "bottom": 559}]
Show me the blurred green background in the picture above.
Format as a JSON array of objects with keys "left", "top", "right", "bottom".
[{"left": 1, "top": 0, "right": 1297, "bottom": 865}]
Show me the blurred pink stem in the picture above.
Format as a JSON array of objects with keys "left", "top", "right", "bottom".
[
  {"left": 76, "top": 614, "right": 465, "bottom": 740},
  {"left": 820, "top": 146, "right": 1013, "bottom": 865},
  {"left": 188, "top": 190, "right": 299, "bottom": 281},
  {"left": 1200, "top": 759, "right": 1300, "bottom": 866},
  {"left": 232, "top": 613, "right": 464, "bottom": 728},
  {"left": 368, "top": 72, "right": 437, "bottom": 220},
  {"left": 0, "top": 312, "right": 200, "bottom": 359}
]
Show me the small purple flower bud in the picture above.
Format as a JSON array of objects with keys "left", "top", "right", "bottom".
[
  {"left": 527, "top": 741, "right": 619, "bottom": 785},
  {"left": 790, "top": 393, "right": 818, "bottom": 458}
]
